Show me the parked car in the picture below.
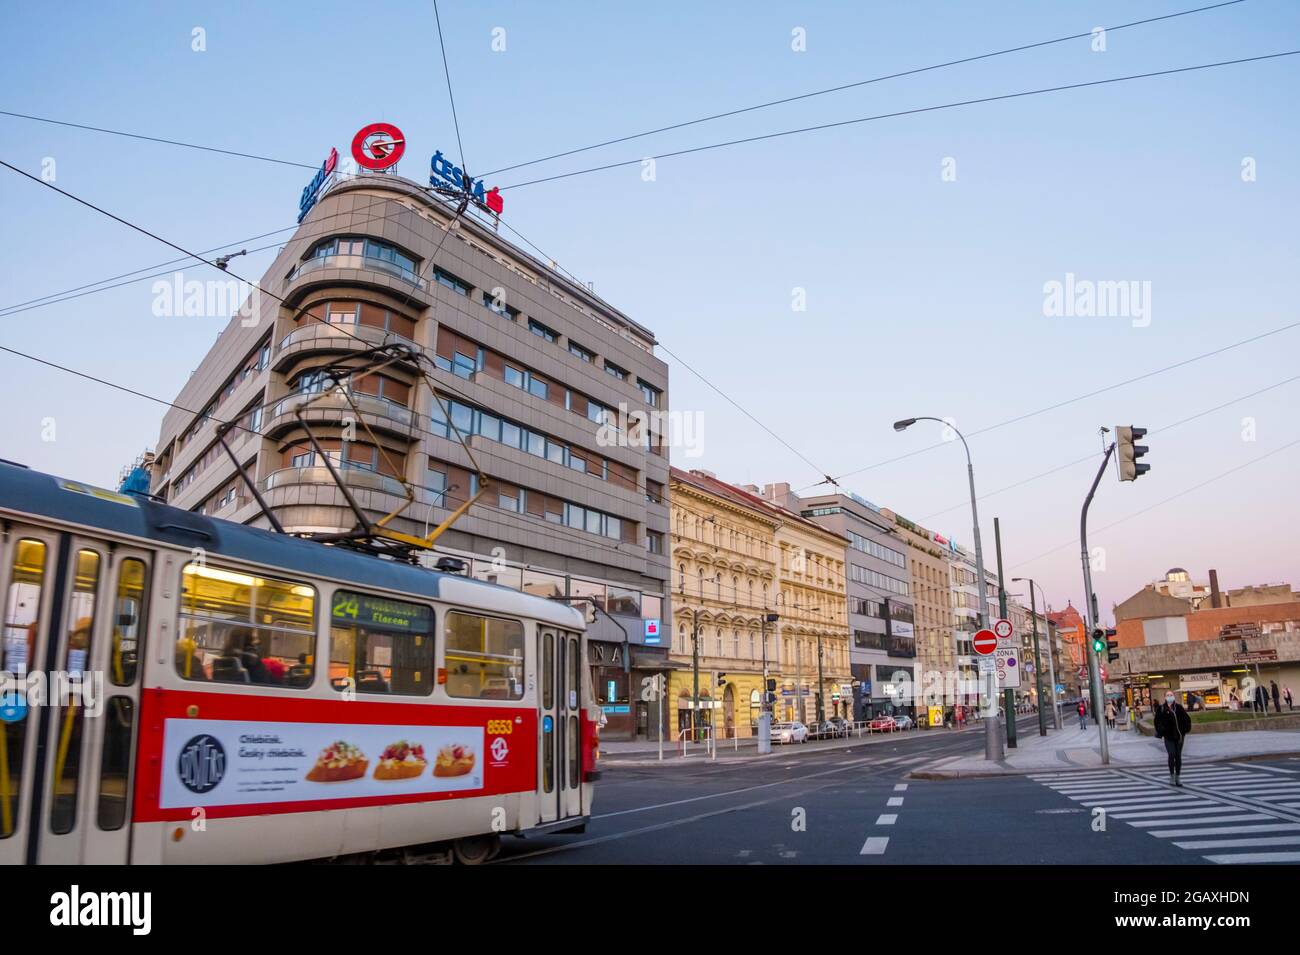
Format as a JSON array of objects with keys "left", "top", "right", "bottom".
[
  {"left": 892, "top": 714, "right": 914, "bottom": 730},
  {"left": 771, "top": 721, "right": 809, "bottom": 744},
  {"left": 825, "top": 717, "right": 851, "bottom": 737},
  {"left": 868, "top": 715, "right": 897, "bottom": 732}
]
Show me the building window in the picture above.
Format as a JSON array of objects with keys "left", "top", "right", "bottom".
[
  {"left": 434, "top": 268, "right": 470, "bottom": 295},
  {"left": 481, "top": 290, "right": 518, "bottom": 319},
  {"left": 569, "top": 341, "right": 594, "bottom": 362},
  {"left": 528, "top": 319, "right": 557, "bottom": 342},
  {"left": 646, "top": 530, "right": 664, "bottom": 554},
  {"left": 604, "top": 361, "right": 628, "bottom": 381},
  {"left": 637, "top": 378, "right": 661, "bottom": 407}
]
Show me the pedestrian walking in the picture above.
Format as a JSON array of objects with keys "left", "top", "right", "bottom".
[
  {"left": 1254, "top": 683, "right": 1269, "bottom": 714},
  {"left": 1228, "top": 689, "right": 1239, "bottom": 711},
  {"left": 1077, "top": 700, "right": 1087, "bottom": 730},
  {"left": 1154, "top": 691, "right": 1192, "bottom": 785},
  {"left": 1285, "top": 686, "right": 1293, "bottom": 711},
  {"left": 1271, "top": 680, "right": 1282, "bottom": 714},
  {"left": 1105, "top": 700, "right": 1117, "bottom": 729}
]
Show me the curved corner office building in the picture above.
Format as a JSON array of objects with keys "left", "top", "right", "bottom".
[{"left": 150, "top": 171, "right": 671, "bottom": 738}]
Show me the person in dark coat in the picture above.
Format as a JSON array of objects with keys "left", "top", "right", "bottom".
[
  {"left": 1254, "top": 683, "right": 1269, "bottom": 714},
  {"left": 1154, "top": 691, "right": 1192, "bottom": 785},
  {"left": 1271, "top": 680, "right": 1282, "bottom": 713}
]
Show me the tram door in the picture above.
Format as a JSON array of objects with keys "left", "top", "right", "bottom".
[
  {"left": 537, "top": 627, "right": 584, "bottom": 825},
  {"left": 0, "top": 528, "right": 149, "bottom": 865}
]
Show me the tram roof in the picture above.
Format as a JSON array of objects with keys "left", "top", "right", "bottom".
[{"left": 0, "top": 460, "right": 585, "bottom": 629}]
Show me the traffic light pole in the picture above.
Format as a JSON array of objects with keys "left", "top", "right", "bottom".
[
  {"left": 758, "top": 613, "right": 772, "bottom": 755},
  {"left": 1080, "top": 442, "right": 1114, "bottom": 765}
]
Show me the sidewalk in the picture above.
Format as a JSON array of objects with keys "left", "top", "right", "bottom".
[{"left": 912, "top": 721, "right": 1300, "bottom": 779}]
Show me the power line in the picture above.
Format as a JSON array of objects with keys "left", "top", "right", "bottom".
[
  {"left": 498, "top": 50, "right": 1300, "bottom": 191},
  {"left": 0, "top": 109, "right": 318, "bottom": 169},
  {"left": 432, "top": 0, "right": 468, "bottom": 174},
  {"left": 913, "top": 371, "right": 1300, "bottom": 526},
  {"left": 494, "top": 216, "right": 839, "bottom": 485},
  {"left": 481, "top": 0, "right": 1248, "bottom": 178},
  {"left": 1009, "top": 434, "right": 1300, "bottom": 570},
  {"left": 807, "top": 317, "right": 1300, "bottom": 492}
]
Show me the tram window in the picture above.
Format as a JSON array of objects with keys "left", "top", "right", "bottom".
[
  {"left": 177, "top": 562, "right": 315, "bottom": 686},
  {"left": 444, "top": 612, "right": 525, "bottom": 700},
  {"left": 51, "top": 548, "right": 101, "bottom": 836},
  {"left": 0, "top": 537, "right": 47, "bottom": 840},
  {"left": 543, "top": 632, "right": 554, "bottom": 710},
  {"left": 329, "top": 590, "right": 434, "bottom": 695},
  {"left": 96, "top": 697, "right": 134, "bottom": 831},
  {"left": 110, "top": 558, "right": 147, "bottom": 687},
  {"left": 568, "top": 715, "right": 579, "bottom": 789}
]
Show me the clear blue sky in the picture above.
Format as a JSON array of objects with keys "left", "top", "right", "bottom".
[{"left": 1, "top": 0, "right": 1297, "bottom": 619}]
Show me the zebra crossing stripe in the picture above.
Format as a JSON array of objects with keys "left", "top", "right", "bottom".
[
  {"left": 1148, "top": 822, "right": 1300, "bottom": 838},
  {"left": 1111, "top": 805, "right": 1256, "bottom": 819},
  {"left": 1129, "top": 814, "right": 1270, "bottom": 828},
  {"left": 1203, "top": 851, "right": 1300, "bottom": 864},
  {"left": 1174, "top": 834, "right": 1300, "bottom": 850},
  {"left": 1232, "top": 762, "right": 1298, "bottom": 775}
]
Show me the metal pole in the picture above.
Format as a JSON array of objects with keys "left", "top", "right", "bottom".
[
  {"left": 691, "top": 612, "right": 700, "bottom": 745},
  {"left": 1045, "top": 616, "right": 1061, "bottom": 730},
  {"left": 795, "top": 628, "right": 804, "bottom": 726},
  {"left": 1019, "top": 578, "right": 1048, "bottom": 737},
  {"left": 657, "top": 672, "right": 664, "bottom": 761},
  {"left": 994, "top": 518, "right": 1016, "bottom": 748},
  {"left": 963, "top": 437, "right": 1002, "bottom": 762},
  {"left": 816, "top": 634, "right": 825, "bottom": 724},
  {"left": 1080, "top": 442, "right": 1115, "bottom": 764},
  {"left": 758, "top": 614, "right": 771, "bottom": 754}
]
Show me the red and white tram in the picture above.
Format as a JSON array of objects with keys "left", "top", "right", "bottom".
[{"left": 0, "top": 460, "right": 597, "bottom": 864}]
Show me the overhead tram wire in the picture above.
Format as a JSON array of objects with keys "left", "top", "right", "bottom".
[
  {"left": 910, "top": 371, "right": 1300, "bottom": 526},
  {"left": 0, "top": 1, "right": 1246, "bottom": 185},
  {"left": 481, "top": 0, "right": 1249, "bottom": 178},
  {"left": 492, "top": 215, "right": 840, "bottom": 487},
  {"left": 432, "top": 0, "right": 468, "bottom": 174},
  {"left": 496, "top": 50, "right": 1300, "bottom": 192},
  {"left": 0, "top": 109, "right": 318, "bottom": 169},
  {"left": 805, "top": 316, "right": 1300, "bottom": 493},
  {"left": 1008, "top": 434, "right": 1300, "bottom": 571}
]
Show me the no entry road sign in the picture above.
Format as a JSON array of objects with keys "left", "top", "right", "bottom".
[{"left": 973, "top": 629, "right": 998, "bottom": 655}]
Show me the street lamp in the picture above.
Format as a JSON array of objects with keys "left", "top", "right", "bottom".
[
  {"left": 1013, "top": 577, "right": 1059, "bottom": 735},
  {"left": 894, "top": 416, "right": 1001, "bottom": 762}
]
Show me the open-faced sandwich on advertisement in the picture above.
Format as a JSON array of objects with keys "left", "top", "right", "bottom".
[
  {"left": 373, "top": 740, "right": 427, "bottom": 780},
  {"left": 432, "top": 743, "right": 476, "bottom": 777},
  {"left": 305, "top": 740, "right": 368, "bottom": 782}
]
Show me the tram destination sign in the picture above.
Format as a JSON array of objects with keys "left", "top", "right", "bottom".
[{"left": 332, "top": 592, "right": 432, "bottom": 632}]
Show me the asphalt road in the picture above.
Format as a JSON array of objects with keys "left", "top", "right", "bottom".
[{"left": 496, "top": 721, "right": 1300, "bottom": 865}]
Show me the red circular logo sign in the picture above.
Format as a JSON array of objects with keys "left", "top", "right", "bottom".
[
  {"left": 351, "top": 122, "right": 406, "bottom": 170},
  {"left": 973, "top": 629, "right": 998, "bottom": 655}
]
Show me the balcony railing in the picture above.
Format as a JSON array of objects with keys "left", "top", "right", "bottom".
[
  {"left": 276, "top": 321, "right": 419, "bottom": 356},
  {"left": 288, "top": 252, "right": 425, "bottom": 289},
  {"left": 259, "top": 465, "right": 410, "bottom": 499},
  {"left": 269, "top": 390, "right": 415, "bottom": 430}
]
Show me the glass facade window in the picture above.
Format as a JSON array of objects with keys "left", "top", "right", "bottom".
[
  {"left": 604, "top": 361, "right": 628, "bottom": 381},
  {"left": 528, "top": 320, "right": 557, "bottom": 342},
  {"left": 848, "top": 531, "right": 906, "bottom": 568},
  {"left": 569, "top": 342, "right": 594, "bottom": 362},
  {"left": 434, "top": 268, "right": 470, "bottom": 295}
]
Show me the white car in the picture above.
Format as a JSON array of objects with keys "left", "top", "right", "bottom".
[
  {"left": 892, "top": 714, "right": 914, "bottom": 731},
  {"left": 771, "top": 721, "right": 809, "bottom": 744}
]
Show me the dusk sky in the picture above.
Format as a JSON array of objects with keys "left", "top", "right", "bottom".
[{"left": 2, "top": 0, "right": 1297, "bottom": 621}]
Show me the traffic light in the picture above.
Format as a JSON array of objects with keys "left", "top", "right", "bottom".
[
  {"left": 1104, "top": 628, "right": 1119, "bottom": 663},
  {"left": 1116, "top": 425, "right": 1150, "bottom": 481},
  {"left": 1091, "top": 628, "right": 1106, "bottom": 654},
  {"left": 716, "top": 672, "right": 727, "bottom": 687},
  {"left": 765, "top": 678, "right": 777, "bottom": 706}
]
